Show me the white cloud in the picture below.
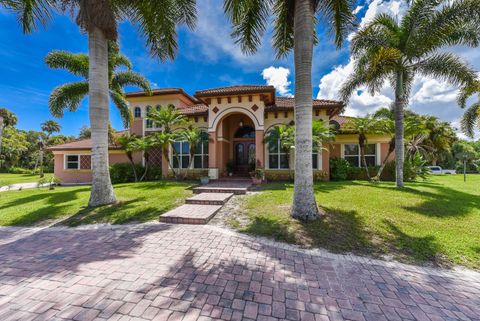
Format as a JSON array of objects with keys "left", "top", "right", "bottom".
[
  {"left": 262, "top": 66, "right": 293, "bottom": 97},
  {"left": 352, "top": 6, "right": 364, "bottom": 14},
  {"left": 317, "top": 0, "right": 480, "bottom": 140}
]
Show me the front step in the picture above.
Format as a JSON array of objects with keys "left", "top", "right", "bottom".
[
  {"left": 160, "top": 204, "right": 222, "bottom": 224},
  {"left": 186, "top": 193, "right": 234, "bottom": 205},
  {"left": 193, "top": 187, "right": 248, "bottom": 195}
]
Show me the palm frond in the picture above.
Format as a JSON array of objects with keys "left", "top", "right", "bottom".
[
  {"left": 460, "top": 102, "right": 480, "bottom": 138},
  {"left": 415, "top": 52, "right": 476, "bottom": 87},
  {"left": 457, "top": 80, "right": 480, "bottom": 108},
  {"left": 45, "top": 50, "right": 89, "bottom": 78},
  {"left": 317, "top": 0, "right": 356, "bottom": 48},
  {"left": 111, "top": 70, "right": 151, "bottom": 94},
  {"left": 272, "top": 0, "right": 294, "bottom": 58},
  {"left": 350, "top": 13, "right": 399, "bottom": 56},
  {"left": 110, "top": 91, "right": 132, "bottom": 128},
  {"left": 48, "top": 81, "right": 89, "bottom": 117},
  {"left": 113, "top": 54, "right": 132, "bottom": 70},
  {"left": 2, "top": 0, "right": 56, "bottom": 33},
  {"left": 223, "top": 0, "right": 271, "bottom": 55}
]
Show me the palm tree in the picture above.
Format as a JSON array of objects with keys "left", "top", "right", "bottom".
[
  {"left": 343, "top": 117, "right": 380, "bottom": 180},
  {"left": 2, "top": 0, "right": 197, "bottom": 206},
  {"left": 340, "top": 0, "right": 479, "bottom": 188},
  {"left": 420, "top": 115, "right": 456, "bottom": 165},
  {"left": 151, "top": 132, "right": 177, "bottom": 178},
  {"left": 0, "top": 108, "right": 17, "bottom": 168},
  {"left": 38, "top": 120, "right": 61, "bottom": 177},
  {"left": 312, "top": 120, "right": 335, "bottom": 148},
  {"left": 458, "top": 79, "right": 480, "bottom": 138},
  {"left": 115, "top": 133, "right": 139, "bottom": 182},
  {"left": 147, "top": 105, "right": 187, "bottom": 134},
  {"left": 264, "top": 124, "right": 295, "bottom": 179},
  {"left": 373, "top": 107, "right": 425, "bottom": 179},
  {"left": 224, "top": 0, "right": 355, "bottom": 220},
  {"left": 131, "top": 135, "right": 156, "bottom": 182},
  {"left": 177, "top": 127, "right": 208, "bottom": 179},
  {"left": 46, "top": 42, "right": 151, "bottom": 128}
]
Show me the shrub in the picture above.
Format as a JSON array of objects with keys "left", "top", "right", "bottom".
[
  {"left": 109, "top": 163, "right": 144, "bottom": 184},
  {"left": 330, "top": 158, "right": 351, "bottom": 181},
  {"left": 7, "top": 167, "right": 32, "bottom": 174}
]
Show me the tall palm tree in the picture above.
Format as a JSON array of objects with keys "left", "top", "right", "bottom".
[
  {"left": 0, "top": 108, "right": 17, "bottom": 169},
  {"left": 343, "top": 117, "right": 380, "bottom": 180},
  {"left": 340, "top": 0, "right": 479, "bottom": 188},
  {"left": 458, "top": 79, "right": 480, "bottom": 138},
  {"left": 115, "top": 133, "right": 139, "bottom": 182},
  {"left": 2, "top": 0, "right": 197, "bottom": 206},
  {"left": 224, "top": 0, "right": 355, "bottom": 220},
  {"left": 264, "top": 124, "right": 295, "bottom": 179},
  {"left": 46, "top": 42, "right": 151, "bottom": 128},
  {"left": 177, "top": 127, "right": 208, "bottom": 179},
  {"left": 38, "top": 120, "right": 61, "bottom": 177}
]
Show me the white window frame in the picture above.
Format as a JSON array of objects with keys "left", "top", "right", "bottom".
[
  {"left": 171, "top": 141, "right": 190, "bottom": 169},
  {"left": 342, "top": 143, "right": 377, "bottom": 167},
  {"left": 134, "top": 106, "right": 142, "bottom": 118},
  {"left": 145, "top": 106, "right": 153, "bottom": 129},
  {"left": 64, "top": 154, "right": 80, "bottom": 170},
  {"left": 267, "top": 139, "right": 289, "bottom": 170},
  {"left": 193, "top": 139, "right": 209, "bottom": 169}
]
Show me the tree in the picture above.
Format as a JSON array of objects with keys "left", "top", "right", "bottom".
[
  {"left": 458, "top": 79, "right": 480, "bottom": 138},
  {"left": 38, "top": 120, "right": 61, "bottom": 177},
  {"left": 0, "top": 108, "right": 17, "bottom": 168},
  {"left": 46, "top": 42, "right": 151, "bottom": 128},
  {"left": 78, "top": 126, "right": 91, "bottom": 139},
  {"left": 419, "top": 115, "right": 456, "bottom": 165},
  {"left": 147, "top": 105, "right": 187, "bottom": 134},
  {"left": 115, "top": 133, "right": 139, "bottom": 182},
  {"left": 340, "top": 0, "right": 479, "bottom": 188},
  {"left": 131, "top": 135, "right": 156, "bottom": 182},
  {"left": 343, "top": 117, "right": 380, "bottom": 180},
  {"left": 264, "top": 124, "right": 295, "bottom": 179},
  {"left": 151, "top": 132, "right": 176, "bottom": 178},
  {"left": 2, "top": 0, "right": 197, "bottom": 206},
  {"left": 224, "top": 0, "right": 355, "bottom": 220},
  {"left": 177, "top": 127, "right": 208, "bottom": 179}
]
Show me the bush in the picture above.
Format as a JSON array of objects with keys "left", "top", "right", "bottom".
[
  {"left": 109, "top": 163, "right": 163, "bottom": 183},
  {"left": 330, "top": 158, "right": 351, "bottom": 181},
  {"left": 7, "top": 167, "right": 32, "bottom": 174},
  {"left": 382, "top": 153, "right": 430, "bottom": 182}
]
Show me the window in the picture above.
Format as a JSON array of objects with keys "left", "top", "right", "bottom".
[
  {"left": 312, "top": 144, "right": 319, "bottom": 169},
  {"left": 343, "top": 144, "right": 377, "bottom": 167},
  {"left": 65, "top": 155, "right": 79, "bottom": 170},
  {"left": 194, "top": 132, "right": 209, "bottom": 169},
  {"left": 234, "top": 125, "right": 255, "bottom": 138},
  {"left": 146, "top": 106, "right": 153, "bottom": 129},
  {"left": 172, "top": 141, "right": 190, "bottom": 169},
  {"left": 268, "top": 139, "right": 289, "bottom": 169},
  {"left": 134, "top": 107, "right": 141, "bottom": 118}
]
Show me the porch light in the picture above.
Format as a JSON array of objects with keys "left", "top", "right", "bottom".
[{"left": 239, "top": 121, "right": 243, "bottom": 127}]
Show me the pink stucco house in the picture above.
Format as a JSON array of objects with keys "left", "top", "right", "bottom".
[{"left": 49, "top": 85, "right": 394, "bottom": 184}]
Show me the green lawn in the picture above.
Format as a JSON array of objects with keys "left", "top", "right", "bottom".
[
  {"left": 236, "top": 175, "right": 480, "bottom": 269},
  {"left": 0, "top": 173, "right": 51, "bottom": 186},
  {"left": 0, "top": 181, "right": 192, "bottom": 226}
]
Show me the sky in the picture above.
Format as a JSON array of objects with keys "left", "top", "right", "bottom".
[{"left": 0, "top": 0, "right": 478, "bottom": 139}]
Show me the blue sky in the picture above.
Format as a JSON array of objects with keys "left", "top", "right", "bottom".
[{"left": 0, "top": 0, "right": 478, "bottom": 138}]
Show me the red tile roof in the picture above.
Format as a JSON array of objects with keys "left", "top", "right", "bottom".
[
  {"left": 125, "top": 88, "right": 197, "bottom": 103},
  {"left": 265, "top": 97, "right": 344, "bottom": 111},
  {"left": 48, "top": 131, "right": 127, "bottom": 151},
  {"left": 178, "top": 103, "right": 208, "bottom": 115},
  {"left": 195, "top": 85, "right": 276, "bottom": 97}
]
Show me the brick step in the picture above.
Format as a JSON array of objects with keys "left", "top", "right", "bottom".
[
  {"left": 193, "top": 187, "right": 248, "bottom": 195},
  {"left": 160, "top": 204, "right": 222, "bottom": 225},
  {"left": 185, "top": 193, "right": 234, "bottom": 205}
]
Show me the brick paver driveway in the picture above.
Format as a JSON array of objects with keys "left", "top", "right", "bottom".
[{"left": 0, "top": 224, "right": 479, "bottom": 321}]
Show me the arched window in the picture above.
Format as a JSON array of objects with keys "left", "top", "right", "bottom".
[
  {"left": 134, "top": 107, "right": 141, "bottom": 118},
  {"left": 146, "top": 106, "right": 153, "bottom": 129},
  {"left": 234, "top": 125, "right": 255, "bottom": 138}
]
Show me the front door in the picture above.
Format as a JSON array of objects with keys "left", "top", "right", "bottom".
[{"left": 234, "top": 141, "right": 256, "bottom": 175}]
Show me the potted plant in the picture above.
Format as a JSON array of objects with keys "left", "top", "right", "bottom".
[
  {"left": 200, "top": 176, "right": 210, "bottom": 185},
  {"left": 251, "top": 168, "right": 264, "bottom": 185},
  {"left": 226, "top": 159, "right": 234, "bottom": 176}
]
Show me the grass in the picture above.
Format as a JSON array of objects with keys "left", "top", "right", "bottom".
[
  {"left": 0, "top": 181, "right": 192, "bottom": 226},
  {"left": 0, "top": 173, "right": 52, "bottom": 186},
  {"left": 235, "top": 175, "right": 480, "bottom": 269}
]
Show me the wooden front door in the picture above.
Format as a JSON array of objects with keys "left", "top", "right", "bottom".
[{"left": 234, "top": 141, "right": 256, "bottom": 175}]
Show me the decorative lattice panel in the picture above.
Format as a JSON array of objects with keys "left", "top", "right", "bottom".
[
  {"left": 80, "top": 155, "right": 91, "bottom": 170},
  {"left": 148, "top": 148, "right": 163, "bottom": 167}
]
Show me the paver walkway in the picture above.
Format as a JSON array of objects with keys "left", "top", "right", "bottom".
[{"left": 0, "top": 224, "right": 479, "bottom": 321}]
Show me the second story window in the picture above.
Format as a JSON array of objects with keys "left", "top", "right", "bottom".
[
  {"left": 134, "top": 107, "right": 141, "bottom": 118},
  {"left": 146, "top": 106, "right": 153, "bottom": 129}
]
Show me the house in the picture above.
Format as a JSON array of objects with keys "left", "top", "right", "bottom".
[{"left": 49, "top": 85, "right": 394, "bottom": 184}]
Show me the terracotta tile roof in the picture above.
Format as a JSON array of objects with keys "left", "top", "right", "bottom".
[
  {"left": 330, "top": 115, "right": 353, "bottom": 126},
  {"left": 126, "top": 88, "right": 197, "bottom": 103},
  {"left": 266, "top": 97, "right": 344, "bottom": 111},
  {"left": 195, "top": 85, "right": 276, "bottom": 97},
  {"left": 48, "top": 131, "right": 126, "bottom": 151},
  {"left": 178, "top": 103, "right": 208, "bottom": 115}
]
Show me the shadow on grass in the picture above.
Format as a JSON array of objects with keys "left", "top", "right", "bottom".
[{"left": 366, "top": 180, "right": 479, "bottom": 218}]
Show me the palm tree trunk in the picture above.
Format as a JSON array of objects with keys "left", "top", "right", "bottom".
[
  {"left": 39, "top": 147, "right": 44, "bottom": 178},
  {"left": 376, "top": 140, "right": 394, "bottom": 179},
  {"left": 140, "top": 154, "right": 149, "bottom": 181},
  {"left": 359, "top": 138, "right": 370, "bottom": 181},
  {"left": 88, "top": 27, "right": 117, "bottom": 206},
  {"left": 127, "top": 154, "right": 138, "bottom": 182},
  {"left": 163, "top": 147, "right": 177, "bottom": 179},
  {"left": 394, "top": 72, "right": 406, "bottom": 188},
  {"left": 291, "top": 0, "right": 319, "bottom": 220},
  {"left": 184, "top": 151, "right": 195, "bottom": 180}
]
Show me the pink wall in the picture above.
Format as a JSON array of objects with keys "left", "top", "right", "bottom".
[{"left": 54, "top": 152, "right": 131, "bottom": 184}]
